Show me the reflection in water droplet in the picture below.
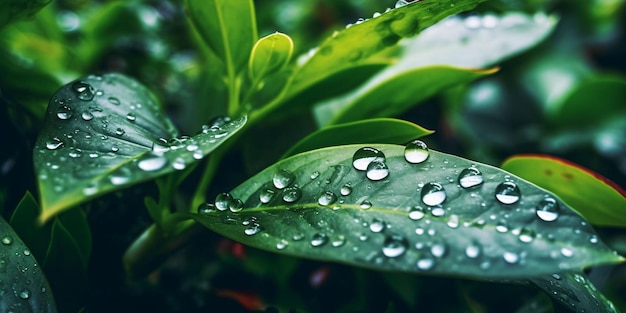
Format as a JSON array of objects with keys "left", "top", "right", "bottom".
[
  {"left": 352, "top": 147, "right": 385, "bottom": 171},
  {"left": 536, "top": 197, "right": 560, "bottom": 222},
  {"left": 1, "top": 235, "right": 13, "bottom": 245},
  {"left": 417, "top": 258, "right": 435, "bottom": 270},
  {"left": 369, "top": 219, "right": 386, "bottom": 233},
  {"left": 138, "top": 156, "right": 167, "bottom": 171},
  {"left": 360, "top": 200, "right": 372, "bottom": 209},
  {"left": 276, "top": 239, "right": 289, "bottom": 250},
  {"left": 495, "top": 181, "right": 521, "bottom": 204},
  {"left": 229, "top": 198, "right": 244, "bottom": 212},
  {"left": 503, "top": 251, "right": 520, "bottom": 264},
  {"left": 81, "top": 111, "right": 94, "bottom": 121},
  {"left": 518, "top": 228, "right": 536, "bottom": 243},
  {"left": 332, "top": 235, "right": 346, "bottom": 247},
  {"left": 46, "top": 137, "right": 64, "bottom": 150},
  {"left": 126, "top": 112, "right": 136, "bottom": 121},
  {"left": 340, "top": 183, "right": 353, "bottom": 196},
  {"left": 71, "top": 81, "right": 95, "bottom": 101},
  {"left": 458, "top": 167, "right": 484, "bottom": 188},
  {"left": 244, "top": 224, "right": 262, "bottom": 236},
  {"left": 404, "top": 140, "right": 429, "bottom": 164},
  {"left": 430, "top": 242, "right": 447, "bottom": 258},
  {"left": 382, "top": 235, "right": 408, "bottom": 257},
  {"left": 215, "top": 193, "right": 233, "bottom": 211},
  {"left": 408, "top": 206, "right": 425, "bottom": 220},
  {"left": 57, "top": 105, "right": 72, "bottom": 120},
  {"left": 282, "top": 186, "right": 302, "bottom": 203},
  {"left": 421, "top": 182, "right": 446, "bottom": 206},
  {"left": 273, "top": 169, "right": 295, "bottom": 189},
  {"left": 259, "top": 189, "right": 275, "bottom": 204},
  {"left": 366, "top": 160, "right": 389, "bottom": 181},
  {"left": 198, "top": 203, "right": 217, "bottom": 213},
  {"left": 172, "top": 157, "right": 186, "bottom": 170},
  {"left": 318, "top": 191, "right": 337, "bottom": 206},
  {"left": 465, "top": 242, "right": 481, "bottom": 258},
  {"left": 311, "top": 233, "right": 328, "bottom": 247}
]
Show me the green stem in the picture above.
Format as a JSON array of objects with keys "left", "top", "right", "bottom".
[{"left": 191, "top": 148, "right": 224, "bottom": 211}]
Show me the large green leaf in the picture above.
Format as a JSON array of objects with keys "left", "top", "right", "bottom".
[
  {"left": 192, "top": 144, "right": 623, "bottom": 279},
  {"left": 501, "top": 155, "right": 626, "bottom": 227},
  {"left": 530, "top": 272, "right": 618, "bottom": 313},
  {"left": 0, "top": 216, "right": 57, "bottom": 312},
  {"left": 0, "top": 0, "right": 52, "bottom": 29},
  {"left": 33, "top": 73, "right": 247, "bottom": 221}
]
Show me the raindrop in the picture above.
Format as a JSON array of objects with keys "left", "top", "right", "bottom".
[
  {"left": 536, "top": 197, "right": 560, "bottom": 222},
  {"left": 137, "top": 156, "right": 167, "bottom": 171},
  {"left": 19, "top": 289, "right": 31, "bottom": 299},
  {"left": 108, "top": 97, "right": 120, "bottom": 105},
  {"left": 71, "top": 81, "right": 95, "bottom": 101},
  {"left": 292, "top": 233, "right": 304, "bottom": 241},
  {"left": 404, "top": 140, "right": 429, "bottom": 163},
  {"left": 465, "top": 242, "right": 481, "bottom": 258},
  {"left": 503, "top": 251, "right": 520, "bottom": 264},
  {"left": 273, "top": 169, "right": 295, "bottom": 189},
  {"left": 369, "top": 219, "right": 386, "bottom": 233},
  {"left": 332, "top": 235, "right": 346, "bottom": 247},
  {"left": 310, "top": 171, "right": 320, "bottom": 180},
  {"left": 229, "top": 199, "right": 244, "bottom": 212},
  {"left": 360, "top": 200, "right": 372, "bottom": 209},
  {"left": 115, "top": 128, "right": 125, "bottom": 136},
  {"left": 318, "top": 191, "right": 337, "bottom": 206},
  {"left": 1, "top": 235, "right": 13, "bottom": 245},
  {"left": 276, "top": 239, "right": 289, "bottom": 250},
  {"left": 282, "top": 186, "right": 302, "bottom": 203},
  {"left": 431, "top": 206, "right": 445, "bottom": 217},
  {"left": 126, "top": 112, "right": 136, "bottom": 121},
  {"left": 56, "top": 105, "right": 72, "bottom": 120},
  {"left": 495, "top": 181, "right": 521, "bottom": 204},
  {"left": 560, "top": 247, "right": 574, "bottom": 258},
  {"left": 46, "top": 137, "right": 64, "bottom": 150},
  {"left": 311, "top": 233, "right": 329, "bottom": 247},
  {"left": 81, "top": 111, "right": 94, "bottom": 121},
  {"left": 408, "top": 206, "right": 425, "bottom": 220},
  {"left": 152, "top": 141, "right": 170, "bottom": 153},
  {"left": 186, "top": 144, "right": 198, "bottom": 151},
  {"left": 496, "top": 220, "right": 509, "bottom": 233},
  {"left": 244, "top": 224, "right": 262, "bottom": 236},
  {"left": 366, "top": 159, "right": 389, "bottom": 181},
  {"left": 23, "top": 249, "right": 31, "bottom": 256},
  {"left": 259, "top": 189, "right": 275, "bottom": 204},
  {"left": 430, "top": 242, "right": 447, "bottom": 258},
  {"left": 421, "top": 182, "right": 446, "bottom": 206},
  {"left": 172, "top": 157, "right": 186, "bottom": 170},
  {"left": 417, "top": 258, "right": 435, "bottom": 270},
  {"left": 382, "top": 235, "right": 408, "bottom": 257},
  {"left": 518, "top": 228, "right": 536, "bottom": 243},
  {"left": 198, "top": 203, "right": 216, "bottom": 214},
  {"left": 352, "top": 147, "right": 385, "bottom": 171},
  {"left": 340, "top": 183, "right": 353, "bottom": 196},
  {"left": 192, "top": 150, "right": 203, "bottom": 160},
  {"left": 83, "top": 184, "right": 97, "bottom": 196},
  {"left": 110, "top": 175, "right": 129, "bottom": 185},
  {"left": 447, "top": 214, "right": 459, "bottom": 228},
  {"left": 215, "top": 193, "right": 233, "bottom": 211},
  {"left": 458, "top": 167, "right": 484, "bottom": 188}
]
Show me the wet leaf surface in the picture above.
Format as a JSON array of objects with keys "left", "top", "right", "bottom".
[{"left": 530, "top": 272, "right": 618, "bottom": 313}]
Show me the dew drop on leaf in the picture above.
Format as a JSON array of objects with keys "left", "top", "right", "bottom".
[
  {"left": 310, "top": 233, "right": 328, "bottom": 247},
  {"left": 421, "top": 182, "right": 446, "bottom": 206},
  {"left": 276, "top": 239, "right": 289, "bottom": 250},
  {"left": 215, "top": 192, "right": 233, "bottom": 211},
  {"left": 198, "top": 203, "right": 216, "bottom": 214},
  {"left": 408, "top": 206, "right": 425, "bottom": 220},
  {"left": 503, "top": 251, "right": 520, "bottom": 264},
  {"left": 430, "top": 242, "right": 447, "bottom": 258},
  {"left": 561, "top": 247, "right": 574, "bottom": 258},
  {"left": 115, "top": 128, "right": 125, "bottom": 136},
  {"left": 273, "top": 169, "right": 295, "bottom": 189},
  {"left": 46, "top": 137, "right": 64, "bottom": 150},
  {"left": 126, "top": 112, "right": 137, "bottom": 121},
  {"left": 369, "top": 218, "right": 386, "bottom": 233},
  {"left": 71, "top": 81, "right": 95, "bottom": 101},
  {"left": 417, "top": 258, "right": 435, "bottom": 270},
  {"left": 495, "top": 181, "right": 521, "bottom": 204},
  {"left": 172, "top": 157, "right": 186, "bottom": 170},
  {"left": 244, "top": 223, "right": 262, "bottom": 236},
  {"left": 431, "top": 205, "right": 446, "bottom": 217},
  {"left": 81, "top": 111, "right": 94, "bottom": 121},
  {"left": 496, "top": 220, "right": 509, "bottom": 233},
  {"left": 310, "top": 171, "right": 320, "bottom": 180},
  {"left": 366, "top": 159, "right": 389, "bottom": 181},
  {"left": 447, "top": 214, "right": 459, "bottom": 228},
  {"left": 458, "top": 167, "right": 484, "bottom": 188},
  {"left": 19, "top": 289, "right": 31, "bottom": 299},
  {"left": 518, "top": 228, "right": 536, "bottom": 243},
  {"left": 259, "top": 189, "right": 275, "bottom": 204},
  {"left": 282, "top": 186, "right": 302, "bottom": 203},
  {"left": 317, "top": 191, "right": 337, "bottom": 206},
  {"left": 137, "top": 156, "right": 167, "bottom": 171},
  {"left": 108, "top": 97, "right": 120, "bottom": 105},
  {"left": 229, "top": 198, "right": 244, "bottom": 212},
  {"left": 352, "top": 147, "right": 385, "bottom": 171},
  {"left": 536, "top": 197, "right": 560, "bottom": 222},
  {"left": 56, "top": 105, "right": 72, "bottom": 120},
  {"left": 382, "top": 235, "right": 408, "bottom": 258},
  {"left": 1, "top": 235, "right": 13, "bottom": 245},
  {"left": 465, "top": 242, "right": 481, "bottom": 258},
  {"left": 404, "top": 140, "right": 429, "bottom": 164},
  {"left": 340, "top": 183, "right": 353, "bottom": 196},
  {"left": 331, "top": 235, "right": 346, "bottom": 247}
]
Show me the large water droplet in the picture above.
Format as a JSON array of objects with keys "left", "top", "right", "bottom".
[
  {"left": 408, "top": 206, "right": 425, "bottom": 220},
  {"left": 340, "top": 183, "right": 353, "bottom": 196},
  {"left": 71, "top": 81, "right": 95, "bottom": 101},
  {"left": 318, "top": 191, "right": 337, "bottom": 206},
  {"left": 366, "top": 159, "right": 389, "bottom": 181},
  {"left": 458, "top": 167, "right": 484, "bottom": 188},
  {"left": 198, "top": 203, "right": 217, "bottom": 214},
  {"left": 495, "top": 181, "right": 521, "bottom": 204},
  {"left": 273, "top": 169, "right": 295, "bottom": 189},
  {"left": 229, "top": 198, "right": 244, "bottom": 212},
  {"left": 360, "top": 200, "right": 372, "bottom": 209},
  {"left": 369, "top": 218, "right": 386, "bottom": 233},
  {"left": 46, "top": 137, "right": 64, "bottom": 150},
  {"left": 215, "top": 193, "right": 233, "bottom": 211},
  {"left": 311, "top": 233, "right": 328, "bottom": 247},
  {"left": 404, "top": 140, "right": 429, "bottom": 164},
  {"left": 382, "top": 235, "right": 408, "bottom": 257},
  {"left": 282, "top": 186, "right": 302, "bottom": 203},
  {"left": 56, "top": 105, "right": 72, "bottom": 120},
  {"left": 421, "top": 182, "right": 446, "bottom": 206},
  {"left": 536, "top": 197, "right": 560, "bottom": 222},
  {"left": 137, "top": 156, "right": 167, "bottom": 171},
  {"left": 352, "top": 147, "right": 385, "bottom": 171},
  {"left": 259, "top": 189, "right": 275, "bottom": 204}
]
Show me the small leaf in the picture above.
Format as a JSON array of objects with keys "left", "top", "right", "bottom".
[
  {"left": 186, "top": 0, "right": 257, "bottom": 73},
  {"left": 249, "top": 32, "right": 294, "bottom": 81},
  {"left": 282, "top": 118, "right": 433, "bottom": 158},
  {"left": 193, "top": 144, "right": 623, "bottom": 280},
  {"left": 0, "top": 0, "right": 52, "bottom": 29},
  {"left": 9, "top": 191, "right": 51, "bottom": 261},
  {"left": 0, "top": 216, "right": 57, "bottom": 312},
  {"left": 501, "top": 155, "right": 626, "bottom": 227},
  {"left": 34, "top": 73, "right": 247, "bottom": 222},
  {"left": 530, "top": 272, "right": 619, "bottom": 313}
]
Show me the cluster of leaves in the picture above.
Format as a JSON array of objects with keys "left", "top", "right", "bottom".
[{"left": 1, "top": 0, "right": 625, "bottom": 312}]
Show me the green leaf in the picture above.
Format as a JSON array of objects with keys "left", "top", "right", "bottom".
[
  {"left": 282, "top": 118, "right": 433, "bottom": 158},
  {"left": 186, "top": 0, "right": 257, "bottom": 74},
  {"left": 0, "top": 216, "right": 57, "bottom": 312},
  {"left": 530, "top": 272, "right": 618, "bottom": 313},
  {"left": 33, "top": 73, "right": 247, "bottom": 222},
  {"left": 501, "top": 155, "right": 626, "bottom": 227},
  {"left": 249, "top": 32, "right": 294, "bottom": 81},
  {"left": 192, "top": 144, "right": 623, "bottom": 279},
  {"left": 0, "top": 0, "right": 52, "bottom": 29},
  {"left": 9, "top": 192, "right": 51, "bottom": 261}
]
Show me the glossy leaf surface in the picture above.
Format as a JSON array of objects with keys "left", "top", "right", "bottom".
[
  {"left": 530, "top": 272, "right": 618, "bottom": 313},
  {"left": 249, "top": 32, "right": 294, "bottom": 81},
  {"left": 502, "top": 155, "right": 626, "bottom": 227},
  {"left": 193, "top": 144, "right": 622, "bottom": 279},
  {"left": 33, "top": 73, "right": 247, "bottom": 221}
]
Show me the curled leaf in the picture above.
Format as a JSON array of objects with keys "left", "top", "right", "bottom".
[{"left": 249, "top": 32, "right": 294, "bottom": 81}]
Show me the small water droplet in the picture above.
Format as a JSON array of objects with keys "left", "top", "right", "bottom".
[
  {"left": 186, "top": 144, "right": 198, "bottom": 151},
  {"left": 421, "top": 182, "right": 446, "bottom": 206},
  {"left": 417, "top": 258, "right": 435, "bottom": 270},
  {"left": 46, "top": 137, "right": 64, "bottom": 150},
  {"left": 292, "top": 233, "right": 304, "bottom": 241},
  {"left": 560, "top": 247, "right": 574, "bottom": 257},
  {"left": 518, "top": 228, "right": 536, "bottom": 243},
  {"left": 273, "top": 169, "right": 295, "bottom": 189},
  {"left": 172, "top": 157, "right": 186, "bottom": 170},
  {"left": 71, "top": 81, "right": 95, "bottom": 101},
  {"left": 404, "top": 140, "right": 429, "bottom": 163},
  {"left": 318, "top": 191, "right": 337, "bottom": 206},
  {"left": 340, "top": 183, "right": 353, "bottom": 196},
  {"left": 430, "top": 242, "right": 447, "bottom": 258},
  {"left": 276, "top": 239, "right": 289, "bottom": 250},
  {"left": 352, "top": 147, "right": 385, "bottom": 171},
  {"left": 215, "top": 193, "right": 233, "bottom": 211},
  {"left": 83, "top": 184, "right": 97, "bottom": 196},
  {"left": 198, "top": 203, "right": 216, "bottom": 214},
  {"left": 447, "top": 214, "right": 459, "bottom": 228},
  {"left": 369, "top": 219, "right": 386, "bottom": 233},
  {"left": 458, "top": 167, "right": 484, "bottom": 188},
  {"left": 382, "top": 235, "right": 408, "bottom": 257},
  {"left": 56, "top": 105, "right": 72, "bottom": 120},
  {"left": 503, "top": 251, "right": 520, "bottom": 264},
  {"left": 137, "top": 156, "right": 167, "bottom": 171},
  {"left": 19, "top": 289, "right": 31, "bottom": 299},
  {"left": 311, "top": 233, "right": 328, "bottom": 247},
  {"left": 115, "top": 128, "right": 125, "bottom": 136},
  {"left": 408, "top": 206, "right": 425, "bottom": 220},
  {"left": 23, "top": 249, "right": 31, "bottom": 256},
  {"left": 332, "top": 235, "right": 346, "bottom": 247},
  {"left": 366, "top": 159, "right": 389, "bottom": 181},
  {"left": 108, "top": 97, "right": 120, "bottom": 105},
  {"left": 496, "top": 220, "right": 509, "bottom": 233},
  {"left": 495, "top": 181, "right": 521, "bottom": 204},
  {"left": 81, "top": 111, "right": 94, "bottom": 121},
  {"left": 431, "top": 206, "right": 446, "bottom": 217},
  {"left": 282, "top": 186, "right": 302, "bottom": 203},
  {"left": 465, "top": 242, "right": 481, "bottom": 258},
  {"left": 126, "top": 112, "right": 136, "bottom": 121},
  {"left": 536, "top": 197, "right": 560, "bottom": 222},
  {"left": 229, "top": 198, "right": 244, "bottom": 212},
  {"left": 360, "top": 200, "right": 372, "bottom": 209},
  {"left": 244, "top": 224, "right": 262, "bottom": 236},
  {"left": 310, "top": 171, "right": 320, "bottom": 180},
  {"left": 1, "top": 235, "right": 13, "bottom": 245},
  {"left": 192, "top": 150, "right": 203, "bottom": 160},
  {"left": 110, "top": 174, "right": 129, "bottom": 185}
]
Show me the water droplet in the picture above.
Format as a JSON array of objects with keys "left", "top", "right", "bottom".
[
  {"left": 421, "top": 182, "right": 446, "bottom": 206},
  {"left": 560, "top": 247, "right": 574, "bottom": 257},
  {"left": 276, "top": 239, "right": 289, "bottom": 250},
  {"left": 503, "top": 251, "right": 520, "bottom": 264},
  {"left": 518, "top": 228, "right": 536, "bottom": 243},
  {"left": 108, "top": 97, "right": 120, "bottom": 105},
  {"left": 215, "top": 193, "right": 233, "bottom": 211},
  {"left": 83, "top": 184, "right": 97, "bottom": 196},
  {"left": 56, "top": 105, "right": 72, "bottom": 120},
  {"left": 310, "top": 171, "right": 320, "bottom": 180},
  {"left": 360, "top": 200, "right": 372, "bottom": 209},
  {"left": 186, "top": 144, "right": 198, "bottom": 151},
  {"left": 382, "top": 235, "right": 408, "bottom": 257},
  {"left": 366, "top": 159, "right": 389, "bottom": 181},
  {"left": 495, "top": 181, "right": 521, "bottom": 204},
  {"left": 1, "top": 235, "right": 13, "bottom": 245},
  {"left": 46, "top": 137, "right": 64, "bottom": 150},
  {"left": 496, "top": 220, "right": 509, "bottom": 233},
  {"left": 81, "top": 111, "right": 94, "bottom": 121},
  {"left": 126, "top": 112, "right": 136, "bottom": 121},
  {"left": 536, "top": 197, "right": 560, "bottom": 222},
  {"left": 23, "top": 249, "right": 31, "bottom": 256},
  {"left": 282, "top": 186, "right": 302, "bottom": 203},
  {"left": 447, "top": 214, "right": 459, "bottom": 228},
  {"left": 369, "top": 219, "right": 386, "bottom": 233},
  {"left": 458, "top": 167, "right": 484, "bottom": 188},
  {"left": 198, "top": 203, "right": 216, "bottom": 213},
  {"left": 318, "top": 191, "right": 337, "bottom": 206},
  {"left": 19, "top": 289, "right": 31, "bottom": 299},
  {"left": 431, "top": 206, "right": 445, "bottom": 217},
  {"left": 192, "top": 150, "right": 203, "bottom": 160},
  {"left": 408, "top": 206, "right": 425, "bottom": 220},
  {"left": 259, "top": 189, "right": 275, "bottom": 204},
  {"left": 417, "top": 258, "right": 435, "bottom": 270},
  {"left": 404, "top": 140, "right": 429, "bottom": 163},
  {"left": 229, "top": 198, "right": 244, "bottom": 212},
  {"left": 311, "top": 233, "right": 328, "bottom": 247},
  {"left": 430, "top": 242, "right": 447, "bottom": 258},
  {"left": 152, "top": 141, "right": 170, "bottom": 153},
  {"left": 340, "top": 183, "right": 353, "bottom": 196},
  {"left": 273, "top": 169, "right": 295, "bottom": 189},
  {"left": 332, "top": 235, "right": 346, "bottom": 247},
  {"left": 172, "top": 157, "right": 186, "bottom": 170},
  {"left": 465, "top": 242, "right": 481, "bottom": 258},
  {"left": 71, "top": 81, "right": 95, "bottom": 101},
  {"left": 115, "top": 128, "right": 125, "bottom": 136},
  {"left": 352, "top": 147, "right": 385, "bottom": 171},
  {"left": 292, "top": 233, "right": 304, "bottom": 241},
  {"left": 138, "top": 156, "right": 167, "bottom": 171},
  {"left": 110, "top": 174, "right": 129, "bottom": 185},
  {"left": 244, "top": 224, "right": 262, "bottom": 236}
]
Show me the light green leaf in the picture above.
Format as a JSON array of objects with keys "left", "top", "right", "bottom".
[
  {"left": 33, "top": 73, "right": 247, "bottom": 222},
  {"left": 249, "top": 32, "right": 294, "bottom": 81},
  {"left": 186, "top": 0, "right": 257, "bottom": 74},
  {"left": 530, "top": 272, "right": 618, "bottom": 313},
  {"left": 501, "top": 155, "right": 626, "bottom": 227},
  {"left": 282, "top": 118, "right": 433, "bottom": 158},
  {"left": 192, "top": 144, "right": 623, "bottom": 279},
  {"left": 0, "top": 0, "right": 52, "bottom": 29},
  {"left": 0, "top": 216, "right": 57, "bottom": 312}
]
